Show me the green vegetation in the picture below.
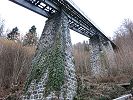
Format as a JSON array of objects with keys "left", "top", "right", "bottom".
[
  {"left": 7, "top": 27, "right": 20, "bottom": 41},
  {"left": 24, "top": 31, "right": 65, "bottom": 96},
  {"left": 23, "top": 25, "right": 38, "bottom": 46}
]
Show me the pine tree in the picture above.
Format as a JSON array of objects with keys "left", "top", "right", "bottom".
[
  {"left": 7, "top": 27, "right": 20, "bottom": 41},
  {"left": 23, "top": 25, "right": 38, "bottom": 46}
]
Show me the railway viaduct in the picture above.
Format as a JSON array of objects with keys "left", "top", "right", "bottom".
[{"left": 9, "top": 0, "right": 117, "bottom": 99}]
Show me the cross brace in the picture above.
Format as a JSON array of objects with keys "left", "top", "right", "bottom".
[{"left": 9, "top": 0, "right": 116, "bottom": 48}]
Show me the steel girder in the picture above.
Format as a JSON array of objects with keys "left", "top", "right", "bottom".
[{"left": 9, "top": 0, "right": 116, "bottom": 47}]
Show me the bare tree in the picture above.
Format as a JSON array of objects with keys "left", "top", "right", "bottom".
[
  {"left": 73, "top": 41, "right": 91, "bottom": 83},
  {"left": 0, "top": 17, "right": 5, "bottom": 36},
  {"left": 113, "top": 19, "right": 133, "bottom": 79},
  {"left": 0, "top": 39, "right": 35, "bottom": 98}
]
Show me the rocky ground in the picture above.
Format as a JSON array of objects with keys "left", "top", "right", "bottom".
[
  {"left": 0, "top": 77, "right": 132, "bottom": 100},
  {"left": 74, "top": 77, "right": 131, "bottom": 100}
]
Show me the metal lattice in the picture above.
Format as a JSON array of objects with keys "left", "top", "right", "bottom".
[{"left": 9, "top": 0, "right": 116, "bottom": 47}]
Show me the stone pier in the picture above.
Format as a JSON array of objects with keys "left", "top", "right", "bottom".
[
  {"left": 89, "top": 35, "right": 116, "bottom": 77},
  {"left": 22, "top": 12, "right": 77, "bottom": 100},
  {"left": 102, "top": 41, "right": 117, "bottom": 76},
  {"left": 89, "top": 35, "right": 103, "bottom": 77}
]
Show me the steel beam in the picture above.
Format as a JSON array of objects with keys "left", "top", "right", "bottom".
[
  {"left": 9, "top": 0, "right": 117, "bottom": 47},
  {"left": 10, "top": 0, "right": 50, "bottom": 17},
  {"left": 44, "top": 0, "right": 59, "bottom": 11}
]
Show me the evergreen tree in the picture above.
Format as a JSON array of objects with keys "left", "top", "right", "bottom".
[
  {"left": 7, "top": 27, "right": 20, "bottom": 40},
  {"left": 23, "top": 25, "right": 38, "bottom": 46}
]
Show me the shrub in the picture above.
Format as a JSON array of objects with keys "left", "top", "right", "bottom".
[{"left": 0, "top": 38, "right": 35, "bottom": 98}]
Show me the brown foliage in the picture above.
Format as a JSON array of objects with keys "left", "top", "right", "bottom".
[
  {"left": 91, "top": 19, "right": 133, "bottom": 83},
  {"left": 113, "top": 19, "right": 133, "bottom": 78},
  {"left": 0, "top": 38, "right": 35, "bottom": 98},
  {"left": 73, "top": 19, "right": 133, "bottom": 84},
  {"left": 73, "top": 41, "right": 91, "bottom": 77}
]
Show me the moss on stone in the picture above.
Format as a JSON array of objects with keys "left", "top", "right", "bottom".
[
  {"left": 23, "top": 27, "right": 65, "bottom": 97},
  {"left": 45, "top": 31, "right": 65, "bottom": 96}
]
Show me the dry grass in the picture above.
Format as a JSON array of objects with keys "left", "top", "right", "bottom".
[{"left": 0, "top": 38, "right": 35, "bottom": 98}]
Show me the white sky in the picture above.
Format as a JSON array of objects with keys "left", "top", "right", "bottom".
[{"left": 0, "top": 0, "right": 133, "bottom": 44}]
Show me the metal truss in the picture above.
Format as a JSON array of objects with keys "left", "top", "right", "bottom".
[{"left": 9, "top": 0, "right": 116, "bottom": 47}]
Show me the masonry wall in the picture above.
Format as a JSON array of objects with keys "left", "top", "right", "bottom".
[
  {"left": 89, "top": 35, "right": 103, "bottom": 77},
  {"left": 89, "top": 35, "right": 116, "bottom": 77},
  {"left": 102, "top": 41, "right": 117, "bottom": 76},
  {"left": 22, "top": 12, "right": 77, "bottom": 100}
]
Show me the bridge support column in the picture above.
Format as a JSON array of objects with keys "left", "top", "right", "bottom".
[
  {"left": 89, "top": 35, "right": 104, "bottom": 77},
  {"left": 89, "top": 35, "right": 116, "bottom": 77},
  {"left": 102, "top": 41, "right": 117, "bottom": 76},
  {"left": 22, "top": 12, "right": 77, "bottom": 100}
]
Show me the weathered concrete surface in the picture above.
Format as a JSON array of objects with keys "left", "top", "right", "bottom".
[{"left": 22, "top": 12, "right": 77, "bottom": 100}]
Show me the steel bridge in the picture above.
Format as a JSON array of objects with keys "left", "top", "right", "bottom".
[
  {"left": 9, "top": 0, "right": 116, "bottom": 47},
  {"left": 8, "top": 1, "right": 118, "bottom": 99}
]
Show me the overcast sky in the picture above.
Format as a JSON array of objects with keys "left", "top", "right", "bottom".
[{"left": 0, "top": 0, "right": 133, "bottom": 44}]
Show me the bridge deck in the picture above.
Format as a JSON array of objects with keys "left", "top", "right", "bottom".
[{"left": 9, "top": 0, "right": 116, "bottom": 47}]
